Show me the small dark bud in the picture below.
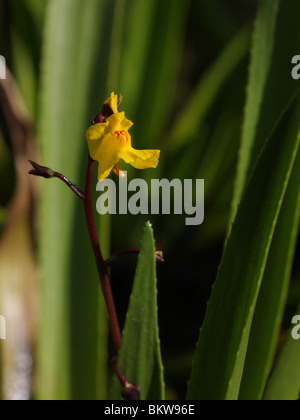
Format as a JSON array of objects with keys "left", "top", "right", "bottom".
[
  {"left": 92, "top": 113, "right": 104, "bottom": 125},
  {"left": 122, "top": 383, "right": 141, "bottom": 401},
  {"left": 28, "top": 160, "right": 54, "bottom": 179},
  {"left": 102, "top": 103, "right": 114, "bottom": 119}
]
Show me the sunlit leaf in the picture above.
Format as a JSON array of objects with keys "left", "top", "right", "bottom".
[
  {"left": 187, "top": 96, "right": 300, "bottom": 400},
  {"left": 110, "top": 222, "right": 165, "bottom": 400},
  {"left": 263, "top": 330, "right": 300, "bottom": 400},
  {"left": 37, "top": 0, "right": 113, "bottom": 400}
]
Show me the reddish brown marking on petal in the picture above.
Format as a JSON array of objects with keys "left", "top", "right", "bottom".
[
  {"left": 102, "top": 103, "right": 114, "bottom": 118},
  {"left": 113, "top": 130, "right": 129, "bottom": 142}
]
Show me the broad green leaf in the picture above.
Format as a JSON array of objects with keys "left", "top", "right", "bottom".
[
  {"left": 187, "top": 96, "right": 300, "bottom": 400},
  {"left": 230, "top": 0, "right": 280, "bottom": 218},
  {"left": 239, "top": 148, "right": 300, "bottom": 400},
  {"left": 37, "top": 0, "right": 113, "bottom": 400},
  {"left": 231, "top": 0, "right": 300, "bottom": 222},
  {"left": 229, "top": 0, "right": 300, "bottom": 399},
  {"left": 263, "top": 330, "right": 300, "bottom": 400},
  {"left": 110, "top": 222, "right": 165, "bottom": 400}
]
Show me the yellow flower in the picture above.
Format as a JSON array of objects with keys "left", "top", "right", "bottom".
[
  {"left": 104, "top": 92, "right": 121, "bottom": 114},
  {"left": 86, "top": 94, "right": 160, "bottom": 181}
]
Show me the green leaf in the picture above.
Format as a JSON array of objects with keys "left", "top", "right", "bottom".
[
  {"left": 187, "top": 96, "right": 300, "bottom": 400},
  {"left": 37, "top": 0, "right": 113, "bottom": 400},
  {"left": 239, "top": 148, "right": 300, "bottom": 400},
  {"left": 230, "top": 0, "right": 280, "bottom": 218},
  {"left": 110, "top": 222, "right": 165, "bottom": 400},
  {"left": 230, "top": 0, "right": 300, "bottom": 222},
  {"left": 263, "top": 330, "right": 300, "bottom": 400},
  {"left": 227, "top": 0, "right": 300, "bottom": 399}
]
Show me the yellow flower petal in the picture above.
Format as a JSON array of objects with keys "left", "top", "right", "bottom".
[
  {"left": 107, "top": 112, "right": 133, "bottom": 133},
  {"left": 86, "top": 121, "right": 109, "bottom": 160},
  {"left": 120, "top": 148, "right": 160, "bottom": 170},
  {"left": 95, "top": 131, "right": 131, "bottom": 181},
  {"left": 86, "top": 121, "right": 108, "bottom": 141},
  {"left": 105, "top": 92, "right": 119, "bottom": 114}
]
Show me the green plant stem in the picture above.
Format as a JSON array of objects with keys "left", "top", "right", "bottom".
[{"left": 84, "top": 156, "right": 122, "bottom": 354}]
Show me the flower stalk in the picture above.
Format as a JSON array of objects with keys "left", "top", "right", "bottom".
[
  {"left": 29, "top": 160, "right": 85, "bottom": 200},
  {"left": 83, "top": 156, "right": 122, "bottom": 353},
  {"left": 112, "top": 357, "right": 140, "bottom": 401}
]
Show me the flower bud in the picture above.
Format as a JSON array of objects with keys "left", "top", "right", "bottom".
[
  {"left": 92, "top": 113, "right": 104, "bottom": 125},
  {"left": 121, "top": 383, "right": 141, "bottom": 401}
]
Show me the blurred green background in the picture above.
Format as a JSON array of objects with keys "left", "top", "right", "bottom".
[{"left": 0, "top": 0, "right": 299, "bottom": 400}]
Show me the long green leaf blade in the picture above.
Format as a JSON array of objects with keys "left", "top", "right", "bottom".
[
  {"left": 231, "top": 0, "right": 300, "bottom": 222},
  {"left": 233, "top": 0, "right": 300, "bottom": 399},
  {"left": 37, "top": 0, "right": 111, "bottom": 400},
  {"left": 239, "top": 148, "right": 300, "bottom": 400},
  {"left": 187, "top": 97, "right": 300, "bottom": 400},
  {"left": 263, "top": 330, "right": 300, "bottom": 400},
  {"left": 110, "top": 222, "right": 165, "bottom": 400},
  {"left": 230, "top": 0, "right": 280, "bottom": 217}
]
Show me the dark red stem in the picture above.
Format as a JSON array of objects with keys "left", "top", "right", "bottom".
[
  {"left": 84, "top": 156, "right": 121, "bottom": 353},
  {"left": 112, "top": 358, "right": 140, "bottom": 400},
  {"left": 28, "top": 160, "right": 85, "bottom": 200}
]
